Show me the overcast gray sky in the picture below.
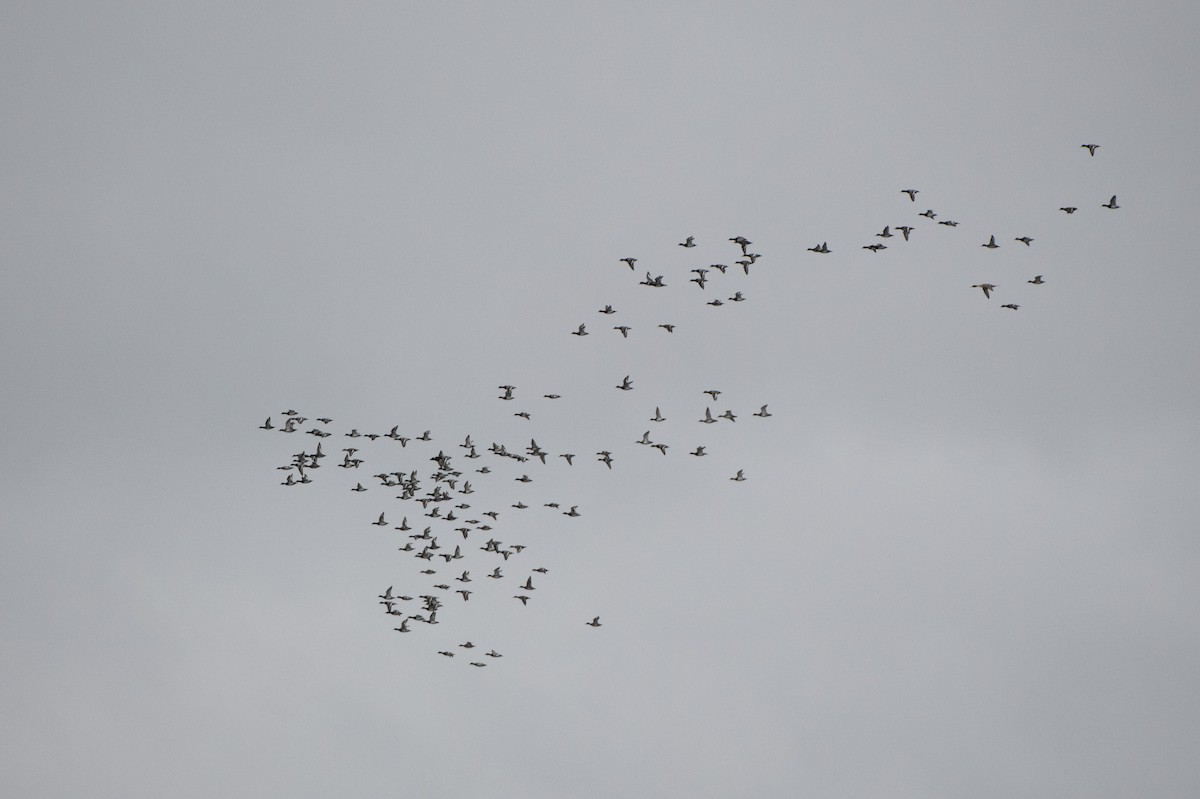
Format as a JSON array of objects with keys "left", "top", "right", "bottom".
[{"left": 3, "top": 2, "right": 1199, "bottom": 797}]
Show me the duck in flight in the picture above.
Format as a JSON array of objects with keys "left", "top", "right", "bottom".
[
  {"left": 972, "top": 283, "right": 997, "bottom": 298},
  {"left": 586, "top": 616, "right": 602, "bottom": 627},
  {"left": 1102, "top": 195, "right": 1119, "bottom": 209},
  {"left": 1027, "top": 275, "right": 1045, "bottom": 284},
  {"left": 616, "top": 376, "right": 633, "bottom": 391},
  {"left": 982, "top": 235, "right": 999, "bottom": 249},
  {"left": 807, "top": 242, "right": 831, "bottom": 253},
  {"left": 679, "top": 236, "right": 696, "bottom": 248},
  {"left": 1015, "top": 236, "right": 1033, "bottom": 246},
  {"left": 619, "top": 257, "right": 637, "bottom": 269},
  {"left": 1081, "top": 143, "right": 1099, "bottom": 156},
  {"left": 901, "top": 189, "right": 919, "bottom": 201}
]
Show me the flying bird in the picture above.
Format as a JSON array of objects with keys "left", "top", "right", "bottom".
[
  {"left": 972, "top": 283, "right": 997, "bottom": 298},
  {"left": 1081, "top": 143, "right": 1099, "bottom": 156},
  {"left": 901, "top": 189, "right": 919, "bottom": 201},
  {"left": 1028, "top": 275, "right": 1045, "bottom": 284},
  {"left": 982, "top": 235, "right": 999, "bottom": 249},
  {"left": 679, "top": 236, "right": 696, "bottom": 247},
  {"left": 1102, "top": 195, "right": 1119, "bottom": 209},
  {"left": 1015, "top": 236, "right": 1033, "bottom": 246}
]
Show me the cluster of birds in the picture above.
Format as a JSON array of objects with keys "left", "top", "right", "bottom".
[{"left": 257, "top": 143, "right": 1119, "bottom": 665}]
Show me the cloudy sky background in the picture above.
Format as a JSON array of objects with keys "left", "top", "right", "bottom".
[{"left": 3, "top": 2, "right": 1199, "bottom": 796}]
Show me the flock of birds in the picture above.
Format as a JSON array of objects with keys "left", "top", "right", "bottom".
[{"left": 256, "top": 144, "right": 1119, "bottom": 666}]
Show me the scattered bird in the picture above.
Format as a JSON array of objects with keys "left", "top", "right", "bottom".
[
  {"left": 901, "top": 189, "right": 919, "bottom": 201},
  {"left": 1001, "top": 304, "right": 1020, "bottom": 310},
  {"left": 982, "top": 235, "right": 999, "bottom": 249},
  {"left": 972, "top": 283, "right": 997, "bottom": 298},
  {"left": 1102, "top": 195, "right": 1119, "bottom": 209},
  {"left": 679, "top": 236, "right": 696, "bottom": 248},
  {"left": 1015, "top": 236, "right": 1033, "bottom": 246}
]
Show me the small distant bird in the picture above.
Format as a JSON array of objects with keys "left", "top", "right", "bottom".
[
  {"left": 901, "top": 189, "right": 919, "bottom": 201},
  {"left": 259, "top": 417, "right": 274, "bottom": 430},
  {"left": 659, "top": 324, "right": 675, "bottom": 333},
  {"left": 703, "top": 389, "right": 721, "bottom": 400},
  {"left": 1102, "top": 195, "right": 1119, "bottom": 209},
  {"left": 807, "top": 242, "right": 831, "bottom": 253},
  {"left": 1028, "top": 275, "right": 1045, "bottom": 284},
  {"left": 373, "top": 513, "right": 387, "bottom": 526},
  {"left": 729, "top": 291, "right": 745, "bottom": 302},
  {"left": 572, "top": 324, "right": 588, "bottom": 336},
  {"left": 1015, "top": 236, "right": 1033, "bottom": 246},
  {"left": 720, "top": 409, "right": 736, "bottom": 422},
  {"left": 352, "top": 483, "right": 366, "bottom": 492},
  {"left": 544, "top": 394, "right": 560, "bottom": 399},
  {"left": 470, "top": 662, "right": 487, "bottom": 667},
  {"left": 616, "top": 375, "right": 633, "bottom": 391},
  {"left": 896, "top": 226, "right": 913, "bottom": 241},
  {"left": 700, "top": 407, "right": 717, "bottom": 424},
  {"left": 707, "top": 299, "right": 724, "bottom": 306},
  {"left": 597, "top": 451, "right": 613, "bottom": 469},
  {"left": 919, "top": 209, "right": 937, "bottom": 219},
  {"left": 651, "top": 407, "right": 665, "bottom": 422},
  {"left": 563, "top": 506, "right": 581, "bottom": 517},
  {"left": 614, "top": 325, "right": 631, "bottom": 338},
  {"left": 486, "top": 650, "right": 502, "bottom": 658},
  {"left": 1001, "top": 304, "right": 1020, "bottom": 310},
  {"left": 982, "top": 235, "right": 999, "bottom": 249},
  {"left": 972, "top": 283, "right": 997, "bottom": 298},
  {"left": 498, "top": 385, "right": 515, "bottom": 400},
  {"left": 619, "top": 257, "right": 637, "bottom": 269},
  {"left": 599, "top": 305, "right": 616, "bottom": 314},
  {"left": 876, "top": 225, "right": 893, "bottom": 238},
  {"left": 938, "top": 220, "right": 958, "bottom": 227},
  {"left": 679, "top": 236, "right": 696, "bottom": 247},
  {"left": 559, "top": 453, "right": 575, "bottom": 465},
  {"left": 1060, "top": 206, "right": 1077, "bottom": 214},
  {"left": 586, "top": 616, "right": 602, "bottom": 627},
  {"left": 753, "top": 405, "right": 771, "bottom": 417},
  {"left": 730, "top": 470, "right": 746, "bottom": 482},
  {"left": 690, "top": 446, "right": 707, "bottom": 456},
  {"left": 863, "top": 243, "right": 886, "bottom": 252},
  {"left": 651, "top": 443, "right": 668, "bottom": 455},
  {"left": 1081, "top": 144, "right": 1099, "bottom": 156}
]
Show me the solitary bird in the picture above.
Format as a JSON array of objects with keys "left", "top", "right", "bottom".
[
  {"left": 1028, "top": 275, "right": 1045, "bottom": 284},
  {"left": 586, "top": 616, "right": 602, "bottom": 627},
  {"left": 730, "top": 470, "right": 746, "bottom": 482},
  {"left": 659, "top": 324, "right": 675, "bottom": 333},
  {"left": 1081, "top": 143, "right": 1100, "bottom": 156}
]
